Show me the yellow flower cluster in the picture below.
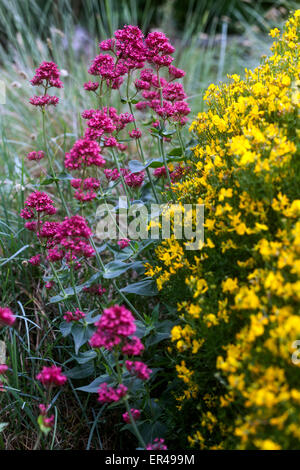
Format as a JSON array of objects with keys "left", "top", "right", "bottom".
[{"left": 147, "top": 11, "right": 300, "bottom": 449}]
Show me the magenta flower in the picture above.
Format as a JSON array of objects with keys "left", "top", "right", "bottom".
[
  {"left": 45, "top": 215, "right": 94, "bottom": 262},
  {"left": 45, "top": 281, "right": 54, "bottom": 289},
  {"left": 90, "top": 305, "right": 136, "bottom": 350},
  {"left": 83, "top": 285, "right": 106, "bottom": 296},
  {"left": 118, "top": 238, "right": 130, "bottom": 249},
  {"left": 36, "top": 365, "right": 67, "bottom": 387},
  {"left": 168, "top": 65, "right": 185, "bottom": 79},
  {"left": 38, "top": 404, "right": 55, "bottom": 428},
  {"left": 27, "top": 150, "right": 45, "bottom": 161},
  {"left": 63, "top": 309, "right": 86, "bottom": 323},
  {"left": 0, "top": 364, "right": 8, "bottom": 375},
  {"left": 29, "top": 254, "right": 42, "bottom": 266},
  {"left": 97, "top": 383, "right": 128, "bottom": 403},
  {"left": 122, "top": 336, "right": 145, "bottom": 356},
  {"left": 146, "top": 438, "right": 167, "bottom": 450},
  {"left": 30, "top": 61, "right": 63, "bottom": 88},
  {"left": 123, "top": 170, "right": 145, "bottom": 188},
  {"left": 29, "top": 95, "right": 59, "bottom": 107},
  {"left": 122, "top": 408, "right": 141, "bottom": 424},
  {"left": 65, "top": 138, "right": 105, "bottom": 170},
  {"left": 129, "top": 128, "right": 142, "bottom": 139},
  {"left": 125, "top": 360, "right": 152, "bottom": 380},
  {"left": 0, "top": 307, "right": 16, "bottom": 327},
  {"left": 20, "top": 191, "right": 57, "bottom": 219},
  {"left": 153, "top": 166, "right": 167, "bottom": 178},
  {"left": 84, "top": 81, "right": 99, "bottom": 91}
]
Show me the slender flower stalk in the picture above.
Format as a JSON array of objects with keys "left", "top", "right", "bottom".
[
  {"left": 126, "top": 73, "right": 159, "bottom": 203},
  {"left": 42, "top": 109, "right": 70, "bottom": 216}
]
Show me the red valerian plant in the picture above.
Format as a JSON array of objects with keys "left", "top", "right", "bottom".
[
  {"left": 0, "top": 307, "right": 16, "bottom": 327},
  {"left": 15, "top": 22, "right": 190, "bottom": 450}
]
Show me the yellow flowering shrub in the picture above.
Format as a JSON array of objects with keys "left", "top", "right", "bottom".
[{"left": 148, "top": 11, "right": 300, "bottom": 449}]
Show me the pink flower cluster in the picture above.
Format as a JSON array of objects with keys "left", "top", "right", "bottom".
[
  {"left": 27, "top": 150, "right": 45, "bottom": 161},
  {"left": 129, "top": 128, "right": 142, "bottom": 139},
  {"left": 92, "top": 26, "right": 146, "bottom": 89},
  {"left": 29, "top": 95, "right": 59, "bottom": 107},
  {"left": 36, "top": 365, "right": 67, "bottom": 387},
  {"left": 83, "top": 284, "right": 106, "bottom": 296},
  {"left": 63, "top": 309, "right": 86, "bottom": 323},
  {"left": 122, "top": 408, "right": 140, "bottom": 423},
  {"left": 90, "top": 305, "right": 145, "bottom": 354},
  {"left": 82, "top": 107, "right": 134, "bottom": 141},
  {"left": 0, "top": 307, "right": 16, "bottom": 326},
  {"left": 121, "top": 169, "right": 145, "bottom": 188},
  {"left": 39, "top": 404, "right": 55, "bottom": 428},
  {"left": 20, "top": 191, "right": 57, "bottom": 221},
  {"left": 65, "top": 139, "right": 105, "bottom": 170},
  {"left": 71, "top": 177, "right": 101, "bottom": 203},
  {"left": 31, "top": 61, "right": 63, "bottom": 89},
  {"left": 84, "top": 81, "right": 99, "bottom": 91},
  {"left": 91, "top": 26, "right": 189, "bottom": 124},
  {"left": 29, "top": 254, "right": 41, "bottom": 266},
  {"left": 90, "top": 305, "right": 149, "bottom": 407},
  {"left": 125, "top": 360, "right": 152, "bottom": 381},
  {"left": 121, "top": 336, "right": 144, "bottom": 356},
  {"left": 117, "top": 238, "right": 130, "bottom": 249},
  {"left": 0, "top": 364, "right": 8, "bottom": 375},
  {"left": 104, "top": 168, "right": 120, "bottom": 181},
  {"left": 90, "top": 305, "right": 138, "bottom": 350},
  {"left": 135, "top": 68, "right": 190, "bottom": 125},
  {"left": 30, "top": 61, "right": 63, "bottom": 108},
  {"left": 146, "top": 438, "right": 167, "bottom": 450},
  {"left": 97, "top": 383, "right": 128, "bottom": 403},
  {"left": 153, "top": 166, "right": 167, "bottom": 178},
  {"left": 46, "top": 215, "right": 94, "bottom": 263}
]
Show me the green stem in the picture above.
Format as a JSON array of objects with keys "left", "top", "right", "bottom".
[
  {"left": 156, "top": 70, "right": 175, "bottom": 203},
  {"left": 115, "top": 353, "right": 146, "bottom": 449},
  {"left": 158, "top": 136, "right": 175, "bottom": 203},
  {"left": 113, "top": 280, "right": 145, "bottom": 324},
  {"left": 42, "top": 109, "right": 70, "bottom": 216},
  {"left": 124, "top": 398, "right": 146, "bottom": 449},
  {"left": 176, "top": 123, "right": 185, "bottom": 156},
  {"left": 89, "top": 236, "right": 105, "bottom": 272},
  {"left": 70, "top": 259, "right": 82, "bottom": 310},
  {"left": 111, "top": 148, "right": 132, "bottom": 204},
  {"left": 126, "top": 74, "right": 159, "bottom": 204},
  {"left": 33, "top": 432, "right": 42, "bottom": 451}
]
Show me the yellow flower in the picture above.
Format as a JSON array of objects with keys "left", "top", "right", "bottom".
[
  {"left": 222, "top": 277, "right": 238, "bottom": 293},
  {"left": 254, "top": 439, "right": 281, "bottom": 450}
]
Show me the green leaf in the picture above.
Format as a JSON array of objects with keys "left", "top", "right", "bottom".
[
  {"left": 59, "top": 321, "right": 72, "bottom": 337},
  {"left": 72, "top": 350, "right": 97, "bottom": 364},
  {"left": 76, "top": 374, "right": 112, "bottom": 393},
  {"left": 121, "top": 279, "right": 158, "bottom": 296},
  {"left": 103, "top": 260, "right": 144, "bottom": 279},
  {"left": 72, "top": 324, "right": 94, "bottom": 354},
  {"left": 84, "top": 311, "right": 101, "bottom": 325},
  {"left": 66, "top": 362, "right": 94, "bottom": 379},
  {"left": 162, "top": 129, "right": 176, "bottom": 137},
  {"left": 40, "top": 177, "right": 57, "bottom": 185},
  {"left": 167, "top": 147, "right": 183, "bottom": 156}
]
